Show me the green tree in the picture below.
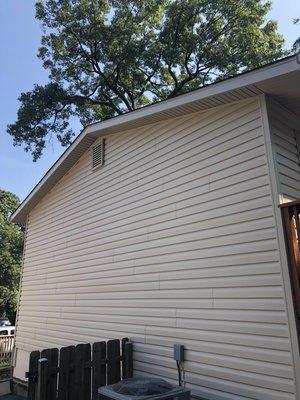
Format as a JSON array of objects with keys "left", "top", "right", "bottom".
[
  {"left": 293, "top": 18, "right": 300, "bottom": 51},
  {"left": 8, "top": 0, "right": 285, "bottom": 161},
  {"left": 0, "top": 190, "right": 23, "bottom": 324}
]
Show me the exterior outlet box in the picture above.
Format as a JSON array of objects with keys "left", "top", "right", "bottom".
[{"left": 173, "top": 344, "right": 184, "bottom": 363}]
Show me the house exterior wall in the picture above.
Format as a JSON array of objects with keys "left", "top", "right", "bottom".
[
  {"left": 266, "top": 98, "right": 300, "bottom": 203},
  {"left": 13, "top": 97, "right": 298, "bottom": 400}
]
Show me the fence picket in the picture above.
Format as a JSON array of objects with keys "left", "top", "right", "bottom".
[
  {"left": 58, "top": 346, "right": 75, "bottom": 400},
  {"left": 122, "top": 340, "right": 133, "bottom": 379},
  {"left": 41, "top": 348, "right": 58, "bottom": 400},
  {"left": 27, "top": 350, "right": 40, "bottom": 400},
  {"left": 74, "top": 343, "right": 91, "bottom": 400},
  {"left": 107, "top": 339, "right": 121, "bottom": 385},
  {"left": 121, "top": 337, "right": 128, "bottom": 378},
  {"left": 92, "top": 342, "right": 106, "bottom": 400},
  {"left": 37, "top": 358, "right": 48, "bottom": 400}
]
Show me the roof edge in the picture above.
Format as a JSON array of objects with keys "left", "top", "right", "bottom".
[
  {"left": 10, "top": 54, "right": 300, "bottom": 224},
  {"left": 85, "top": 54, "right": 299, "bottom": 135}
]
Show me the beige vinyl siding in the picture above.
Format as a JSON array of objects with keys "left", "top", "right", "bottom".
[
  {"left": 15, "top": 97, "right": 297, "bottom": 400},
  {"left": 267, "top": 98, "right": 300, "bottom": 202}
]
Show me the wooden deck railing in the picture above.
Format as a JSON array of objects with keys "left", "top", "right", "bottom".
[
  {"left": 280, "top": 200, "right": 300, "bottom": 327},
  {"left": 0, "top": 335, "right": 14, "bottom": 365}
]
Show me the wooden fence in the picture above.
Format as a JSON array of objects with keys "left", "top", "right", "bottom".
[
  {"left": 0, "top": 335, "right": 14, "bottom": 366},
  {"left": 26, "top": 338, "right": 133, "bottom": 400}
]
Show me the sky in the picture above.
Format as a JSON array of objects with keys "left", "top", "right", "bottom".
[{"left": 0, "top": 1, "right": 299, "bottom": 202}]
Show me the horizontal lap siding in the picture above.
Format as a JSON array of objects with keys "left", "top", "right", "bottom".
[
  {"left": 15, "top": 97, "right": 296, "bottom": 399},
  {"left": 267, "top": 100, "right": 300, "bottom": 202}
]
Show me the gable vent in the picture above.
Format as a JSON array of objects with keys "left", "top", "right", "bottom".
[{"left": 92, "top": 139, "right": 105, "bottom": 169}]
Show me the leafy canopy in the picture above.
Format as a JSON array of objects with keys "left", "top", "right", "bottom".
[
  {"left": 8, "top": 0, "right": 285, "bottom": 160},
  {"left": 293, "top": 17, "right": 300, "bottom": 51},
  {"left": 0, "top": 190, "right": 23, "bottom": 323}
]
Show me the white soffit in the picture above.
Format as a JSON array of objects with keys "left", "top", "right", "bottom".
[{"left": 11, "top": 55, "right": 300, "bottom": 224}]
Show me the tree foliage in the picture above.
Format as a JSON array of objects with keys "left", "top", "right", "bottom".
[
  {"left": 8, "top": 0, "right": 285, "bottom": 160},
  {"left": 293, "top": 17, "right": 300, "bottom": 51},
  {"left": 0, "top": 190, "right": 23, "bottom": 323}
]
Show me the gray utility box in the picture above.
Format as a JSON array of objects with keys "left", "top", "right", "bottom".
[{"left": 98, "top": 377, "right": 190, "bottom": 400}]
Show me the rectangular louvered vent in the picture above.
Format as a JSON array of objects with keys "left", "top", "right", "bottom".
[{"left": 92, "top": 139, "right": 105, "bottom": 169}]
